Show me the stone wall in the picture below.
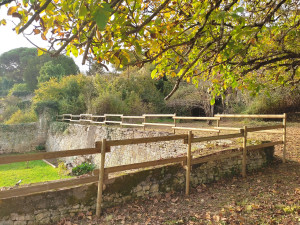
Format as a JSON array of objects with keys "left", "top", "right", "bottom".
[
  {"left": 0, "top": 146, "right": 274, "bottom": 225},
  {"left": 0, "top": 123, "right": 45, "bottom": 154},
  {"left": 46, "top": 123, "right": 231, "bottom": 167},
  {"left": 0, "top": 108, "right": 55, "bottom": 155}
]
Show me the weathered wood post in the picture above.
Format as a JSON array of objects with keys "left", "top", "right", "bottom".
[
  {"left": 96, "top": 139, "right": 106, "bottom": 217},
  {"left": 143, "top": 115, "right": 146, "bottom": 131},
  {"left": 216, "top": 117, "right": 220, "bottom": 136},
  {"left": 173, "top": 114, "right": 176, "bottom": 134},
  {"left": 186, "top": 130, "right": 192, "bottom": 195},
  {"left": 242, "top": 126, "right": 247, "bottom": 177},
  {"left": 283, "top": 113, "right": 287, "bottom": 163}
]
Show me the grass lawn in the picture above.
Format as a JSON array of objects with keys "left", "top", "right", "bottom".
[{"left": 0, "top": 160, "right": 72, "bottom": 188}]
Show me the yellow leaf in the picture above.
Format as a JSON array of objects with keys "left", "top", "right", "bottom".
[
  {"left": 186, "top": 77, "right": 190, "bottom": 83},
  {"left": 41, "top": 33, "right": 47, "bottom": 40},
  {"left": 7, "top": 6, "right": 18, "bottom": 16},
  {"left": 0, "top": 19, "right": 6, "bottom": 25},
  {"left": 37, "top": 48, "right": 46, "bottom": 56}
]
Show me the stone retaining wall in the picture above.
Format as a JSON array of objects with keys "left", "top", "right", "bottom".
[
  {"left": 0, "top": 146, "right": 274, "bottom": 225},
  {"left": 46, "top": 123, "right": 231, "bottom": 167},
  {"left": 0, "top": 123, "right": 45, "bottom": 154}
]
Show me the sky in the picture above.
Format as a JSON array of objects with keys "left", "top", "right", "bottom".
[{"left": 0, "top": 7, "right": 88, "bottom": 73}]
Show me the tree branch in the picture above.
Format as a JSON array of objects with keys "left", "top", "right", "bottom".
[
  {"left": 126, "top": 0, "right": 170, "bottom": 35},
  {"left": 18, "top": 0, "right": 52, "bottom": 34},
  {"left": 0, "top": 0, "right": 14, "bottom": 6},
  {"left": 164, "top": 41, "right": 214, "bottom": 100}
]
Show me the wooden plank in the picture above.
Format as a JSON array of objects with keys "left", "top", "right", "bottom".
[
  {"left": 214, "top": 127, "right": 243, "bottom": 131},
  {"left": 242, "top": 126, "right": 247, "bottom": 177},
  {"left": 79, "top": 119, "right": 92, "bottom": 122},
  {"left": 173, "top": 116, "right": 220, "bottom": 120},
  {"left": 191, "top": 151, "right": 242, "bottom": 165},
  {"left": 104, "top": 114, "right": 123, "bottom": 117},
  {"left": 90, "top": 121, "right": 105, "bottom": 124},
  {"left": 215, "top": 114, "right": 285, "bottom": 119},
  {"left": 70, "top": 120, "right": 80, "bottom": 122},
  {"left": 121, "top": 116, "right": 145, "bottom": 119},
  {"left": 104, "top": 134, "right": 187, "bottom": 147},
  {"left": 283, "top": 113, "right": 287, "bottom": 163},
  {"left": 186, "top": 131, "right": 192, "bottom": 195},
  {"left": 92, "top": 115, "right": 106, "bottom": 118},
  {"left": 247, "top": 141, "right": 284, "bottom": 151},
  {"left": 96, "top": 139, "right": 106, "bottom": 217},
  {"left": 121, "top": 123, "right": 144, "bottom": 127},
  {"left": 0, "top": 147, "right": 100, "bottom": 165},
  {"left": 143, "top": 114, "right": 175, "bottom": 117},
  {"left": 0, "top": 176, "right": 99, "bottom": 199},
  {"left": 172, "top": 127, "right": 219, "bottom": 132},
  {"left": 105, "top": 156, "right": 186, "bottom": 174},
  {"left": 143, "top": 123, "right": 173, "bottom": 127},
  {"left": 71, "top": 115, "right": 81, "bottom": 118},
  {"left": 246, "top": 125, "right": 284, "bottom": 132},
  {"left": 190, "top": 133, "right": 243, "bottom": 144},
  {"left": 105, "top": 121, "right": 122, "bottom": 124},
  {"left": 252, "top": 130, "right": 283, "bottom": 134}
]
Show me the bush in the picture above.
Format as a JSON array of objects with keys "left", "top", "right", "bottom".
[
  {"left": 33, "top": 100, "right": 59, "bottom": 115},
  {"left": 35, "top": 144, "right": 46, "bottom": 151},
  {"left": 8, "top": 83, "right": 31, "bottom": 97},
  {"left": 5, "top": 109, "right": 37, "bottom": 124},
  {"left": 34, "top": 75, "right": 89, "bottom": 114},
  {"left": 72, "top": 162, "right": 96, "bottom": 176},
  {"left": 244, "top": 87, "right": 300, "bottom": 114}
]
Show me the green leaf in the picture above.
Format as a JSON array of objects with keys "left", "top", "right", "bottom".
[
  {"left": 210, "top": 98, "right": 215, "bottom": 105},
  {"left": 79, "top": 4, "right": 88, "bottom": 20},
  {"left": 71, "top": 46, "right": 78, "bottom": 57},
  {"left": 236, "top": 7, "right": 244, "bottom": 13},
  {"left": 93, "top": 3, "right": 112, "bottom": 31}
]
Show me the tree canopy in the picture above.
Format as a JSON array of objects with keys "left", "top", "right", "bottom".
[
  {"left": 1, "top": 0, "right": 299, "bottom": 100},
  {"left": 0, "top": 47, "right": 79, "bottom": 91}
]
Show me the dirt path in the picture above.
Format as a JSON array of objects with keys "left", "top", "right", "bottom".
[{"left": 60, "top": 123, "right": 300, "bottom": 225}]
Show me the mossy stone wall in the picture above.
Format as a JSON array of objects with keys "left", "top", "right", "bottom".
[{"left": 0, "top": 146, "right": 274, "bottom": 224}]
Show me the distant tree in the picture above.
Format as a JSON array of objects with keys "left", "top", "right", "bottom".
[
  {"left": 38, "top": 61, "right": 65, "bottom": 83},
  {"left": 0, "top": 47, "right": 79, "bottom": 91},
  {"left": 0, "top": 48, "right": 36, "bottom": 84}
]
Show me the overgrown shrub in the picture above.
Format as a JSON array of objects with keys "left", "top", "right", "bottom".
[
  {"left": 34, "top": 75, "right": 89, "bottom": 114},
  {"left": 33, "top": 100, "right": 59, "bottom": 115},
  {"left": 72, "top": 162, "right": 96, "bottom": 176},
  {"left": 35, "top": 144, "right": 46, "bottom": 151},
  {"left": 8, "top": 83, "right": 31, "bottom": 97},
  {"left": 5, "top": 109, "right": 37, "bottom": 124},
  {"left": 244, "top": 87, "right": 300, "bottom": 114}
]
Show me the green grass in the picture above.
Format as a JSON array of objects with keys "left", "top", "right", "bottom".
[{"left": 0, "top": 160, "right": 72, "bottom": 188}]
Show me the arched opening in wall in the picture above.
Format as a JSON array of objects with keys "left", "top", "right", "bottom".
[{"left": 191, "top": 107, "right": 206, "bottom": 117}]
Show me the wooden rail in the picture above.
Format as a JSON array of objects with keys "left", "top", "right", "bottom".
[
  {"left": 2, "top": 113, "right": 286, "bottom": 216},
  {"left": 215, "top": 114, "right": 285, "bottom": 119},
  {"left": 0, "top": 147, "right": 102, "bottom": 165}
]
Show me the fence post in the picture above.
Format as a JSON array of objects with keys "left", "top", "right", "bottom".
[
  {"left": 216, "top": 118, "right": 220, "bottom": 136},
  {"left": 283, "top": 113, "right": 287, "bottom": 163},
  {"left": 173, "top": 114, "right": 176, "bottom": 134},
  {"left": 242, "top": 126, "right": 247, "bottom": 177},
  {"left": 186, "top": 130, "right": 192, "bottom": 195},
  {"left": 96, "top": 139, "right": 107, "bottom": 217},
  {"left": 143, "top": 115, "right": 146, "bottom": 131}
]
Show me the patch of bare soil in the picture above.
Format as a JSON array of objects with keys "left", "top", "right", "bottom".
[{"left": 59, "top": 122, "right": 300, "bottom": 225}]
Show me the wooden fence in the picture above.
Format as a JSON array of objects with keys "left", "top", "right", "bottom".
[{"left": 1, "top": 114, "right": 286, "bottom": 216}]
